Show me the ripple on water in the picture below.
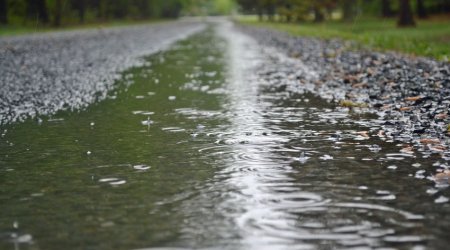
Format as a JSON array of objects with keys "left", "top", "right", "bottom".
[
  {"left": 162, "top": 127, "right": 186, "bottom": 133},
  {"left": 243, "top": 200, "right": 425, "bottom": 247},
  {"left": 132, "top": 110, "right": 155, "bottom": 115},
  {"left": 175, "top": 108, "right": 223, "bottom": 119}
]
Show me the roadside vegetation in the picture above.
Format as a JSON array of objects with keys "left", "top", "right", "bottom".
[
  {"left": 239, "top": 15, "right": 450, "bottom": 61},
  {"left": 236, "top": 0, "right": 450, "bottom": 61}
]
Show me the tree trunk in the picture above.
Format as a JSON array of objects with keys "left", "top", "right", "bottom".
[
  {"left": 92, "top": 0, "right": 102, "bottom": 19},
  {"left": 285, "top": 13, "right": 292, "bottom": 23},
  {"left": 77, "top": 0, "right": 86, "bottom": 23},
  {"left": 97, "top": 0, "right": 106, "bottom": 20},
  {"left": 314, "top": 7, "right": 324, "bottom": 23},
  {"left": 0, "top": 0, "right": 7, "bottom": 24},
  {"left": 36, "top": 0, "right": 49, "bottom": 23},
  {"left": 398, "top": 0, "right": 415, "bottom": 27},
  {"left": 26, "top": 0, "right": 49, "bottom": 24},
  {"left": 53, "top": 0, "right": 62, "bottom": 27},
  {"left": 266, "top": 4, "right": 275, "bottom": 21},
  {"left": 256, "top": 6, "right": 263, "bottom": 21},
  {"left": 342, "top": 0, "right": 356, "bottom": 22},
  {"left": 138, "top": 0, "right": 150, "bottom": 19},
  {"left": 285, "top": 4, "right": 292, "bottom": 22},
  {"left": 416, "top": 0, "right": 427, "bottom": 18},
  {"left": 381, "top": 0, "right": 394, "bottom": 17}
]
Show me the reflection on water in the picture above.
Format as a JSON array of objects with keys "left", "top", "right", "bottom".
[{"left": 0, "top": 21, "right": 449, "bottom": 250}]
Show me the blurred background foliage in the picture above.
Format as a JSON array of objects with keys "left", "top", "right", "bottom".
[
  {"left": 0, "top": 0, "right": 449, "bottom": 27},
  {"left": 0, "top": 0, "right": 236, "bottom": 27},
  {"left": 234, "top": 0, "right": 450, "bottom": 60},
  {"left": 236, "top": 0, "right": 450, "bottom": 25},
  {"left": 0, "top": 0, "right": 450, "bottom": 26},
  {"left": 0, "top": 0, "right": 448, "bottom": 59}
]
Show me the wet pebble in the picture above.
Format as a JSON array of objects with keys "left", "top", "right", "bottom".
[
  {"left": 387, "top": 165, "right": 398, "bottom": 170},
  {"left": 319, "top": 154, "right": 334, "bottom": 160},
  {"left": 239, "top": 25, "right": 450, "bottom": 162},
  {"left": 434, "top": 196, "right": 449, "bottom": 204}
]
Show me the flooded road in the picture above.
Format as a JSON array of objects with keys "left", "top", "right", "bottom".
[{"left": 1, "top": 21, "right": 449, "bottom": 249}]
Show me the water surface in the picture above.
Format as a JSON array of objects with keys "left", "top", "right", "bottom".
[{"left": 1, "top": 21, "right": 449, "bottom": 250}]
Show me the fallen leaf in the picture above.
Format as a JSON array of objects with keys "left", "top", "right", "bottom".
[
  {"left": 405, "top": 96, "right": 422, "bottom": 102},
  {"left": 420, "top": 138, "right": 441, "bottom": 145},
  {"left": 343, "top": 74, "right": 360, "bottom": 83},
  {"left": 352, "top": 83, "right": 368, "bottom": 88},
  {"left": 400, "top": 146, "right": 414, "bottom": 154},
  {"left": 381, "top": 104, "right": 391, "bottom": 110},
  {"left": 434, "top": 170, "right": 450, "bottom": 184},
  {"left": 429, "top": 146, "right": 445, "bottom": 153},
  {"left": 400, "top": 107, "right": 412, "bottom": 111},
  {"left": 356, "top": 131, "right": 369, "bottom": 138},
  {"left": 435, "top": 113, "right": 447, "bottom": 119},
  {"left": 433, "top": 145, "right": 447, "bottom": 150}
]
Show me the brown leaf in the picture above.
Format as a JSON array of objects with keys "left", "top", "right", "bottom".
[
  {"left": 435, "top": 113, "right": 447, "bottom": 119},
  {"left": 352, "top": 83, "right": 368, "bottom": 88},
  {"left": 400, "top": 146, "right": 414, "bottom": 154},
  {"left": 420, "top": 138, "right": 441, "bottom": 144},
  {"left": 343, "top": 74, "right": 360, "bottom": 84},
  {"left": 381, "top": 104, "right": 391, "bottom": 110},
  {"left": 356, "top": 131, "right": 369, "bottom": 138},
  {"left": 405, "top": 96, "right": 422, "bottom": 102},
  {"left": 400, "top": 107, "right": 412, "bottom": 111},
  {"left": 435, "top": 170, "right": 450, "bottom": 184},
  {"left": 430, "top": 147, "right": 444, "bottom": 153}
]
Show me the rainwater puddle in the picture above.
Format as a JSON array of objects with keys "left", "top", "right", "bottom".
[{"left": 0, "top": 20, "right": 449, "bottom": 250}]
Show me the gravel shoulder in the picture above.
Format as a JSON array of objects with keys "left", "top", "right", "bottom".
[
  {"left": 239, "top": 25, "right": 450, "bottom": 160},
  {"left": 0, "top": 20, "right": 205, "bottom": 124}
]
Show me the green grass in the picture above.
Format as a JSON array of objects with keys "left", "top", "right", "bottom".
[
  {"left": 237, "top": 16, "right": 450, "bottom": 61},
  {"left": 0, "top": 19, "right": 169, "bottom": 37}
]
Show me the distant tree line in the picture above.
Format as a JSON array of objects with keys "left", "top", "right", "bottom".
[
  {"left": 0, "top": 0, "right": 186, "bottom": 27},
  {"left": 236, "top": 0, "right": 450, "bottom": 27}
]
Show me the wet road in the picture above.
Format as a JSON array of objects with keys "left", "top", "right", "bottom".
[
  {"left": 0, "top": 20, "right": 205, "bottom": 124},
  {"left": 0, "top": 20, "right": 449, "bottom": 250}
]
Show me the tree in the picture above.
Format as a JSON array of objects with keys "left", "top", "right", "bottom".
[
  {"left": 313, "top": 5, "right": 325, "bottom": 22},
  {"left": 0, "top": 0, "right": 6, "bottom": 24},
  {"left": 26, "top": 0, "right": 49, "bottom": 24},
  {"left": 265, "top": 0, "right": 277, "bottom": 21},
  {"left": 236, "top": 0, "right": 254, "bottom": 14},
  {"left": 398, "top": 0, "right": 415, "bottom": 27},
  {"left": 277, "top": 1, "right": 293, "bottom": 22},
  {"left": 416, "top": 0, "right": 427, "bottom": 18},
  {"left": 312, "top": 0, "right": 338, "bottom": 23},
  {"left": 53, "top": 0, "right": 62, "bottom": 27},
  {"left": 342, "top": 0, "right": 356, "bottom": 22},
  {"left": 90, "top": 0, "right": 103, "bottom": 19},
  {"left": 72, "top": 0, "right": 86, "bottom": 23},
  {"left": 256, "top": 1, "right": 263, "bottom": 21},
  {"left": 381, "top": 0, "right": 394, "bottom": 17},
  {"left": 136, "top": 0, "right": 151, "bottom": 19}
]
